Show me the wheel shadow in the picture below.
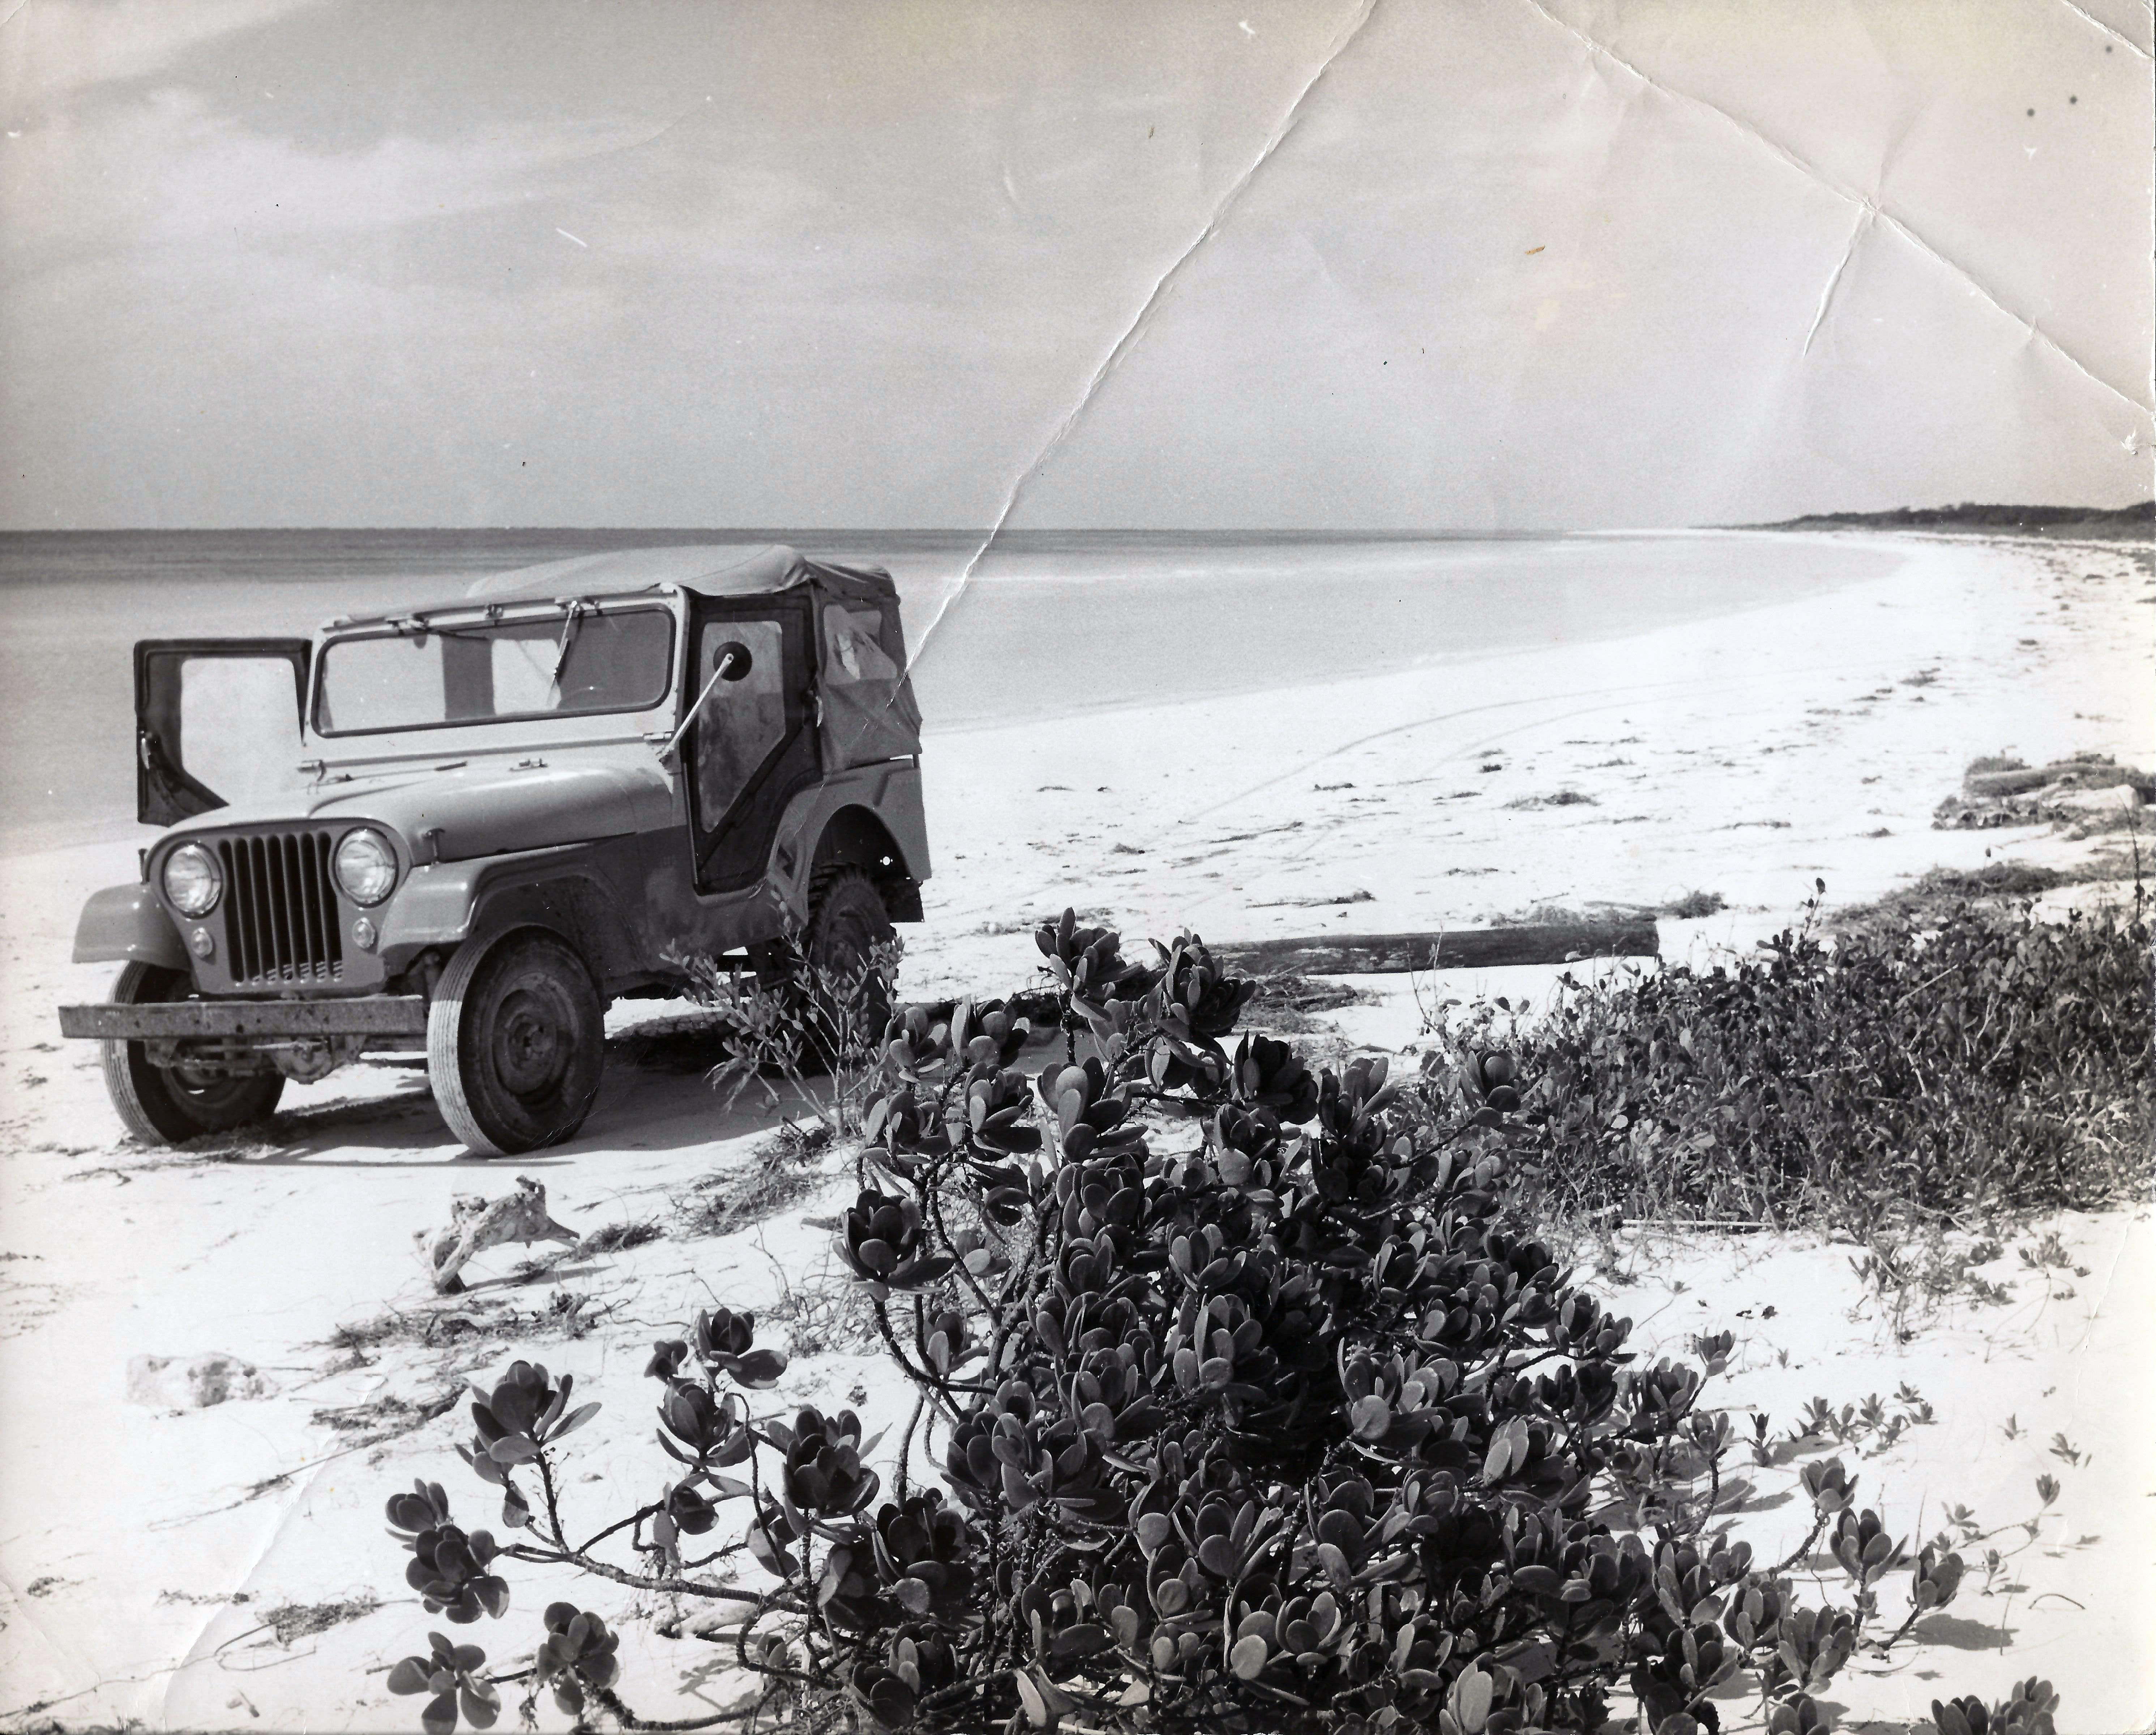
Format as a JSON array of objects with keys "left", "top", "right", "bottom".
[
  {"left": 557, "top": 1052, "right": 831, "bottom": 1155},
  {"left": 185, "top": 1042, "right": 812, "bottom": 1166}
]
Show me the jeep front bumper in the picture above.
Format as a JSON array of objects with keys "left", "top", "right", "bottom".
[{"left": 58, "top": 997, "right": 429, "bottom": 1041}]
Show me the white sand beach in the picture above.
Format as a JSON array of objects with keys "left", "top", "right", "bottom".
[{"left": 0, "top": 530, "right": 2149, "bottom": 1731}]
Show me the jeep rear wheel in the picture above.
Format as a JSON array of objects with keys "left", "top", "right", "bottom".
[
  {"left": 800, "top": 868, "right": 897, "bottom": 1061},
  {"left": 428, "top": 931, "right": 604, "bottom": 1156},
  {"left": 99, "top": 962, "right": 286, "bottom": 1144}
]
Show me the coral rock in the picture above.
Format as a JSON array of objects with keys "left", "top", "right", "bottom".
[{"left": 126, "top": 1352, "right": 268, "bottom": 1409}]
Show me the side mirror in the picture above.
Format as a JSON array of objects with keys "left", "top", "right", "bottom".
[{"left": 650, "top": 641, "right": 757, "bottom": 762}]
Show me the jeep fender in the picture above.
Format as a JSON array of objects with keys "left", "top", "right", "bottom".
[
  {"left": 767, "top": 763, "right": 931, "bottom": 924},
  {"left": 73, "top": 882, "right": 188, "bottom": 969},
  {"left": 376, "top": 842, "right": 645, "bottom": 995}
]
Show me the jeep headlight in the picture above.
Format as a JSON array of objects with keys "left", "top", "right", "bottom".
[
  {"left": 162, "top": 843, "right": 222, "bottom": 917},
  {"left": 334, "top": 827, "right": 399, "bottom": 906}
]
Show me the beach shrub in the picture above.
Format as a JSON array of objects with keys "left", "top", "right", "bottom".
[
  {"left": 1419, "top": 894, "right": 2150, "bottom": 1230},
  {"left": 1929, "top": 1678, "right": 2060, "bottom": 1735},
  {"left": 374, "top": 915, "right": 2010, "bottom": 1734},
  {"left": 668, "top": 931, "right": 904, "bottom": 1135}
]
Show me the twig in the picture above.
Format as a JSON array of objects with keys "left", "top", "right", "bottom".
[
  {"left": 872, "top": 1299, "right": 965, "bottom": 1423},
  {"left": 893, "top": 1391, "right": 925, "bottom": 1502},
  {"left": 499, "top": 1543, "right": 775, "bottom": 1606},
  {"left": 585, "top": 1679, "right": 774, "bottom": 1731},
  {"left": 1769, "top": 1512, "right": 1829, "bottom": 1577},
  {"left": 574, "top": 1501, "right": 663, "bottom": 1557}
]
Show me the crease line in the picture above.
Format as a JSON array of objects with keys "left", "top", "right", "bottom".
[
  {"left": 1515, "top": 0, "right": 2155, "bottom": 415},
  {"left": 578, "top": 103, "right": 705, "bottom": 166},
  {"left": 906, "top": 0, "right": 1383, "bottom": 669},
  {"left": 2051, "top": 0, "right": 2152, "bottom": 58},
  {"left": 0, "top": 1574, "right": 104, "bottom": 1717},
  {"left": 157, "top": 1455, "right": 338, "bottom": 1726},
  {"left": 1802, "top": 202, "right": 1874, "bottom": 356},
  {"left": 2067, "top": 1211, "right": 2134, "bottom": 1353}
]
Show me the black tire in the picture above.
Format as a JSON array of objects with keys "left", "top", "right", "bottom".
[
  {"left": 98, "top": 962, "right": 286, "bottom": 1144},
  {"left": 800, "top": 868, "right": 897, "bottom": 1062},
  {"left": 428, "top": 930, "right": 605, "bottom": 1156}
]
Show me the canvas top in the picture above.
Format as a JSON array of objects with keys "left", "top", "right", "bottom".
[
  {"left": 444, "top": 542, "right": 923, "bottom": 767},
  {"left": 457, "top": 542, "right": 899, "bottom": 609}
]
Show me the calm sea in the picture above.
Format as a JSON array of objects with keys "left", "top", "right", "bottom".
[{"left": 0, "top": 528, "right": 1895, "bottom": 853}]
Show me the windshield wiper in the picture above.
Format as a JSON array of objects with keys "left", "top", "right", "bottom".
[{"left": 549, "top": 600, "right": 590, "bottom": 691}]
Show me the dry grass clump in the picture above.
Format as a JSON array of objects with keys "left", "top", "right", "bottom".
[
  {"left": 675, "top": 1121, "right": 840, "bottom": 1238},
  {"left": 1660, "top": 889, "right": 1726, "bottom": 919},
  {"left": 311, "top": 1389, "right": 462, "bottom": 1446},
  {"left": 575, "top": 1220, "right": 664, "bottom": 1256},
  {"left": 760, "top": 1259, "right": 878, "bottom": 1357},
  {"left": 322, "top": 1288, "right": 609, "bottom": 1357},
  {"left": 1503, "top": 789, "right": 1597, "bottom": 809},
  {"left": 257, "top": 1594, "right": 383, "bottom": 1646},
  {"left": 1242, "top": 971, "right": 1376, "bottom": 1035}
]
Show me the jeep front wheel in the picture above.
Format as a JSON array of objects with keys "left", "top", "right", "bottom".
[
  {"left": 428, "top": 931, "right": 604, "bottom": 1156},
  {"left": 99, "top": 962, "right": 286, "bottom": 1144}
]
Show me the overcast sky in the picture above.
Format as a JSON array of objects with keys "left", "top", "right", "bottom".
[{"left": 0, "top": 0, "right": 2149, "bottom": 530}]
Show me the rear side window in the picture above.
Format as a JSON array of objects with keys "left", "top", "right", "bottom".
[{"left": 823, "top": 605, "right": 899, "bottom": 687}]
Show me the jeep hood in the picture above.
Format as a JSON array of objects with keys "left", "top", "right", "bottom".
[{"left": 174, "top": 760, "right": 668, "bottom": 862}]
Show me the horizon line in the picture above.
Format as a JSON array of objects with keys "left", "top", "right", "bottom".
[{"left": 0, "top": 500, "right": 2147, "bottom": 540}]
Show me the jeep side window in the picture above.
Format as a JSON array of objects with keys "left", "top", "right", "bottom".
[
  {"left": 819, "top": 601, "right": 918, "bottom": 768},
  {"left": 134, "top": 639, "right": 311, "bottom": 824},
  {"left": 692, "top": 618, "right": 787, "bottom": 826},
  {"left": 824, "top": 605, "right": 899, "bottom": 687},
  {"left": 176, "top": 654, "right": 306, "bottom": 807}
]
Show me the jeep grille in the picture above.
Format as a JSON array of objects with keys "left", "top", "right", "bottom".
[{"left": 216, "top": 832, "right": 345, "bottom": 985}]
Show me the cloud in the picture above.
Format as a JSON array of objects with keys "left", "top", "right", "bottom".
[
  {"left": 0, "top": 0, "right": 2146, "bottom": 528},
  {"left": 0, "top": 0, "right": 323, "bottom": 102}
]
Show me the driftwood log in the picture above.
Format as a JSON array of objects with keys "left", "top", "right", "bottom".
[
  {"left": 910, "top": 922, "right": 1659, "bottom": 1030},
  {"left": 1214, "top": 920, "right": 1659, "bottom": 977},
  {"left": 419, "top": 1176, "right": 578, "bottom": 1294}
]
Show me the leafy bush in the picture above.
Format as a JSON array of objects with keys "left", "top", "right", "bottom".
[
  {"left": 372, "top": 913, "right": 2067, "bottom": 1733},
  {"left": 1420, "top": 895, "right": 2149, "bottom": 1229}
]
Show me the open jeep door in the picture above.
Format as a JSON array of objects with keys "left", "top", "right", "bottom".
[
  {"left": 135, "top": 639, "right": 312, "bottom": 825},
  {"left": 683, "top": 595, "right": 820, "bottom": 894}
]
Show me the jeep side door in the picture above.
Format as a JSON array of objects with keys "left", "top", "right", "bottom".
[
  {"left": 684, "top": 597, "right": 819, "bottom": 894},
  {"left": 135, "top": 639, "right": 312, "bottom": 825}
]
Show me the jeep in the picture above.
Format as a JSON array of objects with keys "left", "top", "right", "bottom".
[{"left": 57, "top": 543, "right": 929, "bottom": 1155}]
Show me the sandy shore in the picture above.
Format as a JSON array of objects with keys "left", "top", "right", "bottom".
[
  {"left": 912, "top": 530, "right": 2151, "bottom": 995},
  {"left": 0, "top": 531, "right": 2149, "bottom": 1730}
]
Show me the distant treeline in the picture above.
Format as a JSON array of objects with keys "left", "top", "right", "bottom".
[{"left": 1753, "top": 500, "right": 2154, "bottom": 540}]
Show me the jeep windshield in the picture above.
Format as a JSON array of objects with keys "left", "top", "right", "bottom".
[{"left": 314, "top": 603, "right": 675, "bottom": 736}]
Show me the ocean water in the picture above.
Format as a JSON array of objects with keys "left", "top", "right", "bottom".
[{"left": 0, "top": 528, "right": 1896, "bottom": 853}]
